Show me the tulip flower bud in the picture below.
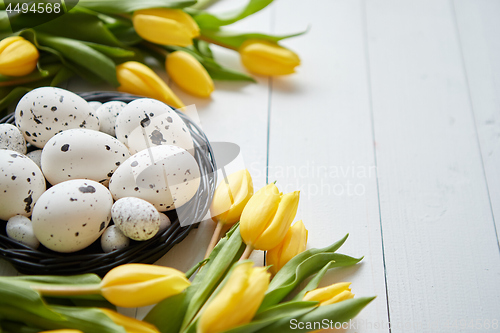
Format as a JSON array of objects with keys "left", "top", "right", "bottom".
[
  {"left": 240, "top": 184, "right": 300, "bottom": 251},
  {"left": 100, "top": 308, "right": 160, "bottom": 333},
  {"left": 239, "top": 40, "right": 300, "bottom": 76},
  {"left": 267, "top": 220, "right": 308, "bottom": 275},
  {"left": 0, "top": 36, "right": 39, "bottom": 76},
  {"left": 166, "top": 51, "right": 214, "bottom": 98},
  {"left": 210, "top": 169, "right": 253, "bottom": 226},
  {"left": 116, "top": 61, "right": 185, "bottom": 109},
  {"left": 133, "top": 9, "right": 199, "bottom": 47},
  {"left": 198, "top": 262, "right": 270, "bottom": 333},
  {"left": 100, "top": 263, "right": 190, "bottom": 307},
  {"left": 303, "top": 282, "right": 354, "bottom": 306}
]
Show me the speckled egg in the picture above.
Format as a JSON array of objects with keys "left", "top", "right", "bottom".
[
  {"left": 114, "top": 98, "right": 170, "bottom": 146},
  {"left": 31, "top": 179, "right": 113, "bottom": 253},
  {"left": 95, "top": 101, "right": 127, "bottom": 136},
  {"left": 15, "top": 87, "right": 99, "bottom": 148},
  {"left": 101, "top": 224, "right": 130, "bottom": 253},
  {"left": 88, "top": 101, "right": 102, "bottom": 111},
  {"left": 41, "top": 129, "right": 131, "bottom": 185},
  {"left": 26, "top": 150, "right": 42, "bottom": 169},
  {"left": 6, "top": 215, "right": 39, "bottom": 249},
  {"left": 0, "top": 150, "right": 46, "bottom": 220},
  {"left": 0, "top": 123, "right": 27, "bottom": 154},
  {"left": 127, "top": 111, "right": 194, "bottom": 155},
  {"left": 111, "top": 197, "right": 160, "bottom": 241},
  {"left": 109, "top": 145, "right": 200, "bottom": 211},
  {"left": 159, "top": 213, "right": 171, "bottom": 233}
]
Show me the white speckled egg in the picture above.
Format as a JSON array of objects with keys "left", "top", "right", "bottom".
[
  {"left": 32, "top": 179, "right": 112, "bottom": 253},
  {"left": 95, "top": 101, "right": 126, "bottom": 136},
  {"left": 109, "top": 145, "right": 200, "bottom": 211},
  {"left": 159, "top": 213, "right": 171, "bottom": 233},
  {"left": 0, "top": 123, "right": 27, "bottom": 154},
  {"left": 26, "top": 150, "right": 43, "bottom": 169},
  {"left": 88, "top": 101, "right": 102, "bottom": 111},
  {"left": 41, "top": 129, "right": 130, "bottom": 185},
  {"left": 0, "top": 150, "right": 46, "bottom": 220},
  {"left": 114, "top": 98, "right": 170, "bottom": 146},
  {"left": 101, "top": 224, "right": 130, "bottom": 253},
  {"left": 111, "top": 197, "right": 160, "bottom": 241},
  {"left": 6, "top": 215, "right": 39, "bottom": 249},
  {"left": 127, "top": 112, "right": 193, "bottom": 155},
  {"left": 15, "top": 87, "right": 99, "bottom": 148}
]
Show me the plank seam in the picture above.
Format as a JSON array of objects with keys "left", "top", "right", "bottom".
[{"left": 450, "top": 0, "right": 500, "bottom": 253}]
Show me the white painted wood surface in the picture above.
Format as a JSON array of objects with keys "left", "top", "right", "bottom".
[{"left": 2, "top": 0, "right": 500, "bottom": 331}]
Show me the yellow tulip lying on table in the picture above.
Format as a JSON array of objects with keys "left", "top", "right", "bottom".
[{"left": 0, "top": 171, "right": 374, "bottom": 333}]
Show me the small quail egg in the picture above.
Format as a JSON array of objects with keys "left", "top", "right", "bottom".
[
  {"left": 95, "top": 101, "right": 127, "bottom": 137},
  {"left": 32, "top": 179, "right": 113, "bottom": 253},
  {"left": 111, "top": 197, "right": 160, "bottom": 241},
  {"left": 101, "top": 224, "right": 130, "bottom": 253},
  {"left": 26, "top": 150, "right": 43, "bottom": 170},
  {"left": 158, "top": 213, "right": 171, "bottom": 233},
  {"left": 6, "top": 215, "right": 39, "bottom": 249},
  {"left": 88, "top": 101, "right": 103, "bottom": 111},
  {"left": 15, "top": 87, "right": 99, "bottom": 148},
  {"left": 41, "top": 129, "right": 130, "bottom": 185},
  {"left": 0, "top": 150, "right": 46, "bottom": 220},
  {"left": 0, "top": 123, "right": 27, "bottom": 154}
]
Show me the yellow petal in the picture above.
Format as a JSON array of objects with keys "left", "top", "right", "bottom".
[
  {"left": 240, "top": 183, "right": 281, "bottom": 247},
  {"left": 116, "top": 61, "right": 184, "bottom": 108},
  {"left": 101, "top": 308, "right": 160, "bottom": 333},
  {"left": 267, "top": 220, "right": 308, "bottom": 275},
  {"left": 210, "top": 169, "right": 253, "bottom": 225},
  {"left": 197, "top": 262, "right": 270, "bottom": 333},
  {"left": 0, "top": 37, "right": 39, "bottom": 76},
  {"left": 239, "top": 40, "right": 300, "bottom": 76},
  {"left": 166, "top": 51, "right": 214, "bottom": 98},
  {"left": 320, "top": 290, "right": 355, "bottom": 306},
  {"left": 253, "top": 190, "right": 300, "bottom": 250},
  {"left": 135, "top": 9, "right": 199, "bottom": 38},
  {"left": 303, "top": 282, "right": 352, "bottom": 303},
  {"left": 133, "top": 14, "right": 193, "bottom": 47},
  {"left": 101, "top": 264, "right": 190, "bottom": 307}
]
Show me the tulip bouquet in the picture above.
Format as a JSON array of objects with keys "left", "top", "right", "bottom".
[
  {"left": 0, "top": 0, "right": 304, "bottom": 115},
  {"left": 0, "top": 170, "right": 375, "bottom": 333}
]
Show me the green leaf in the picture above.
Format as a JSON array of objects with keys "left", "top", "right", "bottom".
[
  {"left": 35, "top": 11, "right": 124, "bottom": 47},
  {"left": 193, "top": 40, "right": 214, "bottom": 59},
  {"left": 50, "top": 66, "right": 75, "bottom": 86},
  {"left": 35, "top": 33, "right": 119, "bottom": 86},
  {"left": 144, "top": 292, "right": 187, "bottom": 333},
  {"left": 192, "top": 0, "right": 274, "bottom": 30},
  {"left": 269, "top": 234, "right": 349, "bottom": 289},
  {"left": 291, "top": 261, "right": 336, "bottom": 302},
  {"left": 201, "top": 29, "right": 307, "bottom": 50},
  {"left": 185, "top": 259, "right": 209, "bottom": 279},
  {"left": 82, "top": 42, "right": 135, "bottom": 58},
  {"left": 77, "top": 0, "right": 197, "bottom": 13},
  {"left": 0, "top": 321, "right": 40, "bottom": 333},
  {"left": 0, "top": 63, "right": 62, "bottom": 86},
  {"left": 181, "top": 225, "right": 245, "bottom": 330},
  {"left": 256, "top": 297, "right": 376, "bottom": 333},
  {"left": 0, "top": 280, "right": 63, "bottom": 321},
  {"left": 10, "top": 273, "right": 101, "bottom": 285},
  {"left": 259, "top": 253, "right": 363, "bottom": 311}
]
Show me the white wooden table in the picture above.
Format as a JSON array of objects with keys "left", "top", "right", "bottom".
[{"left": 2, "top": 0, "right": 500, "bottom": 332}]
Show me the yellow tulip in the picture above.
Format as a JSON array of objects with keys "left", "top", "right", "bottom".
[
  {"left": 133, "top": 9, "right": 199, "bottom": 47},
  {"left": 267, "top": 220, "right": 308, "bottom": 275},
  {"left": 100, "top": 263, "right": 190, "bottom": 307},
  {"left": 0, "top": 36, "right": 39, "bottom": 76},
  {"left": 40, "top": 330, "right": 83, "bottom": 333},
  {"left": 303, "top": 282, "right": 354, "bottom": 306},
  {"left": 198, "top": 262, "right": 270, "bottom": 333},
  {"left": 240, "top": 184, "right": 300, "bottom": 251},
  {"left": 116, "top": 61, "right": 184, "bottom": 109},
  {"left": 100, "top": 308, "right": 160, "bottom": 333},
  {"left": 166, "top": 51, "right": 214, "bottom": 97},
  {"left": 239, "top": 40, "right": 300, "bottom": 76}
]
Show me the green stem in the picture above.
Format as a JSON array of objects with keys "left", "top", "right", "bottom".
[
  {"left": 30, "top": 284, "right": 102, "bottom": 297},
  {"left": 198, "top": 35, "right": 238, "bottom": 51}
]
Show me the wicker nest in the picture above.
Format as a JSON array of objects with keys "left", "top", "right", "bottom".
[{"left": 0, "top": 91, "right": 217, "bottom": 276}]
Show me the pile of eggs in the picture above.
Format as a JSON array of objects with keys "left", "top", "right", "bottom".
[{"left": 0, "top": 87, "right": 201, "bottom": 253}]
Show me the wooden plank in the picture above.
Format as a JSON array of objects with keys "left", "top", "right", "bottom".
[
  {"left": 269, "top": 0, "right": 389, "bottom": 331},
  {"left": 365, "top": 0, "right": 500, "bottom": 331},
  {"left": 453, "top": 0, "right": 500, "bottom": 247}
]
